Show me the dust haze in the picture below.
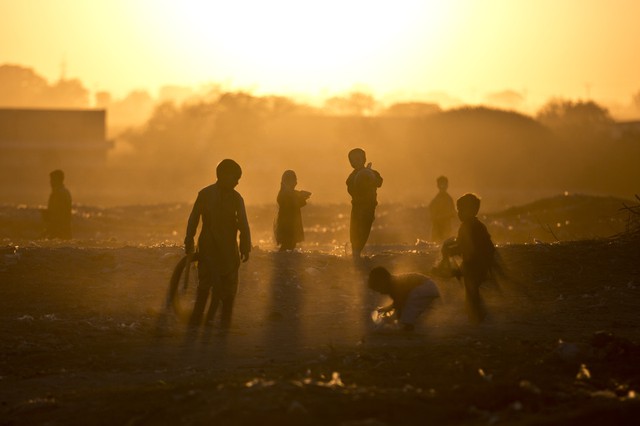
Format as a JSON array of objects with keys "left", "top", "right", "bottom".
[
  {"left": 2, "top": 63, "right": 640, "bottom": 216},
  {"left": 2, "top": 63, "right": 640, "bottom": 425}
]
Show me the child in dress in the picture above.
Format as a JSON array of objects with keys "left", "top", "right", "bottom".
[{"left": 275, "top": 170, "right": 311, "bottom": 251}]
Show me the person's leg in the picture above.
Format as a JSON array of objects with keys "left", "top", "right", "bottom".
[
  {"left": 350, "top": 206, "right": 363, "bottom": 258},
  {"left": 464, "top": 278, "right": 486, "bottom": 324},
  {"left": 204, "top": 296, "right": 220, "bottom": 326},
  {"left": 351, "top": 205, "right": 375, "bottom": 258},
  {"left": 189, "top": 260, "right": 214, "bottom": 329},
  {"left": 219, "top": 270, "right": 239, "bottom": 329},
  {"left": 359, "top": 206, "right": 375, "bottom": 251},
  {"left": 279, "top": 239, "right": 296, "bottom": 251},
  {"left": 188, "top": 283, "right": 211, "bottom": 328}
]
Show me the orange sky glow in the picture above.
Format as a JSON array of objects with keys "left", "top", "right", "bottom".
[{"left": 1, "top": 0, "right": 639, "bottom": 115}]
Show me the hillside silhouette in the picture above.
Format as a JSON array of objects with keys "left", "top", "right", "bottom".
[{"left": 1, "top": 63, "right": 639, "bottom": 208}]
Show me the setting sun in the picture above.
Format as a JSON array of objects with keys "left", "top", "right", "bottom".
[
  {"left": 136, "top": 0, "right": 459, "bottom": 95},
  {"left": 2, "top": 0, "right": 639, "bottom": 108}
]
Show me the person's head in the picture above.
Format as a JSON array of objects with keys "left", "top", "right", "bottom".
[
  {"left": 368, "top": 266, "right": 392, "bottom": 294},
  {"left": 456, "top": 193, "right": 481, "bottom": 222},
  {"left": 50, "top": 169, "right": 65, "bottom": 187},
  {"left": 216, "top": 159, "right": 242, "bottom": 189},
  {"left": 436, "top": 175, "right": 449, "bottom": 191},
  {"left": 281, "top": 170, "right": 297, "bottom": 189},
  {"left": 348, "top": 148, "right": 366, "bottom": 169}
]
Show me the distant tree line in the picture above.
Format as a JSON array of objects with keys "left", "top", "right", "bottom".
[{"left": 2, "top": 63, "right": 639, "bottom": 205}]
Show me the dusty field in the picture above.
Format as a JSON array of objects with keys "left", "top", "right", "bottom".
[{"left": 1, "top": 197, "right": 640, "bottom": 425}]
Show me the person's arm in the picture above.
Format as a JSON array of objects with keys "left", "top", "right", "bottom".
[
  {"left": 441, "top": 236, "right": 460, "bottom": 257},
  {"left": 377, "top": 302, "right": 395, "bottom": 313},
  {"left": 346, "top": 172, "right": 356, "bottom": 197},
  {"left": 446, "top": 195, "right": 456, "bottom": 219},
  {"left": 295, "top": 190, "right": 311, "bottom": 207},
  {"left": 184, "top": 194, "right": 202, "bottom": 254},
  {"left": 371, "top": 168, "right": 383, "bottom": 188},
  {"left": 63, "top": 189, "right": 72, "bottom": 215},
  {"left": 237, "top": 195, "right": 251, "bottom": 262}
]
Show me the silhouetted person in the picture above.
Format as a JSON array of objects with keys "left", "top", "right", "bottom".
[
  {"left": 42, "top": 169, "right": 72, "bottom": 239},
  {"left": 184, "top": 159, "right": 251, "bottom": 330},
  {"left": 428, "top": 176, "right": 456, "bottom": 243},
  {"left": 275, "top": 170, "right": 311, "bottom": 251},
  {"left": 346, "top": 148, "right": 383, "bottom": 258},
  {"left": 368, "top": 266, "right": 440, "bottom": 331},
  {"left": 441, "top": 193, "right": 495, "bottom": 324}
]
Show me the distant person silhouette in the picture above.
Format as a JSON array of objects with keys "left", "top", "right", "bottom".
[
  {"left": 368, "top": 266, "right": 440, "bottom": 331},
  {"left": 428, "top": 176, "right": 456, "bottom": 243},
  {"left": 184, "top": 159, "right": 251, "bottom": 330},
  {"left": 42, "top": 169, "right": 72, "bottom": 239},
  {"left": 346, "top": 148, "right": 383, "bottom": 259},
  {"left": 275, "top": 170, "right": 311, "bottom": 251},
  {"left": 438, "top": 193, "right": 495, "bottom": 324}
]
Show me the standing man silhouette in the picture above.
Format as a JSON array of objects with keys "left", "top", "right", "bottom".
[
  {"left": 43, "top": 169, "right": 72, "bottom": 239},
  {"left": 184, "top": 159, "right": 251, "bottom": 330},
  {"left": 428, "top": 176, "right": 456, "bottom": 243},
  {"left": 346, "top": 148, "right": 383, "bottom": 259}
]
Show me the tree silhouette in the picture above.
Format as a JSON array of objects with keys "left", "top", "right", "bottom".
[
  {"left": 484, "top": 89, "right": 525, "bottom": 110},
  {"left": 48, "top": 78, "right": 90, "bottom": 108},
  {"left": 95, "top": 91, "right": 112, "bottom": 109},
  {"left": 108, "top": 90, "right": 155, "bottom": 127},
  {"left": 382, "top": 102, "right": 441, "bottom": 117},
  {"left": 0, "top": 64, "right": 89, "bottom": 108},
  {"left": 0, "top": 64, "right": 49, "bottom": 107},
  {"left": 536, "top": 99, "right": 613, "bottom": 142},
  {"left": 324, "top": 92, "right": 377, "bottom": 116}
]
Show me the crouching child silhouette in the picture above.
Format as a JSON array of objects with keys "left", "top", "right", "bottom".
[
  {"left": 184, "top": 159, "right": 251, "bottom": 330},
  {"left": 434, "top": 193, "right": 495, "bottom": 324},
  {"left": 368, "top": 266, "right": 440, "bottom": 331}
]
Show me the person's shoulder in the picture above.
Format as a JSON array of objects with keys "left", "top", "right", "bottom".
[
  {"left": 435, "top": 191, "right": 453, "bottom": 201},
  {"left": 354, "top": 167, "right": 377, "bottom": 183},
  {"left": 458, "top": 219, "right": 472, "bottom": 230},
  {"left": 401, "top": 272, "right": 429, "bottom": 279},
  {"left": 463, "top": 218, "right": 487, "bottom": 236},
  {"left": 199, "top": 183, "right": 217, "bottom": 194},
  {"left": 472, "top": 217, "right": 489, "bottom": 230},
  {"left": 232, "top": 189, "right": 246, "bottom": 204},
  {"left": 471, "top": 218, "right": 494, "bottom": 244},
  {"left": 396, "top": 272, "right": 429, "bottom": 285},
  {"left": 195, "top": 184, "right": 218, "bottom": 202}
]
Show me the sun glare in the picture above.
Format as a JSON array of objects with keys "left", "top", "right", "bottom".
[{"left": 136, "top": 0, "right": 455, "bottom": 94}]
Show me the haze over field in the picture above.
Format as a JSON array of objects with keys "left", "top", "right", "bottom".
[
  {"left": 2, "top": 0, "right": 640, "bottom": 117},
  {"left": 1, "top": 1, "right": 639, "bottom": 208}
]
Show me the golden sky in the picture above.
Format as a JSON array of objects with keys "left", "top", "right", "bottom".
[{"left": 1, "top": 0, "right": 639, "bottom": 111}]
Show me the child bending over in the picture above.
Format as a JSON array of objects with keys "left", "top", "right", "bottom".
[{"left": 368, "top": 266, "right": 440, "bottom": 331}]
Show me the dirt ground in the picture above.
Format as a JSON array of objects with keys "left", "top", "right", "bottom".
[{"left": 1, "top": 198, "right": 640, "bottom": 425}]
